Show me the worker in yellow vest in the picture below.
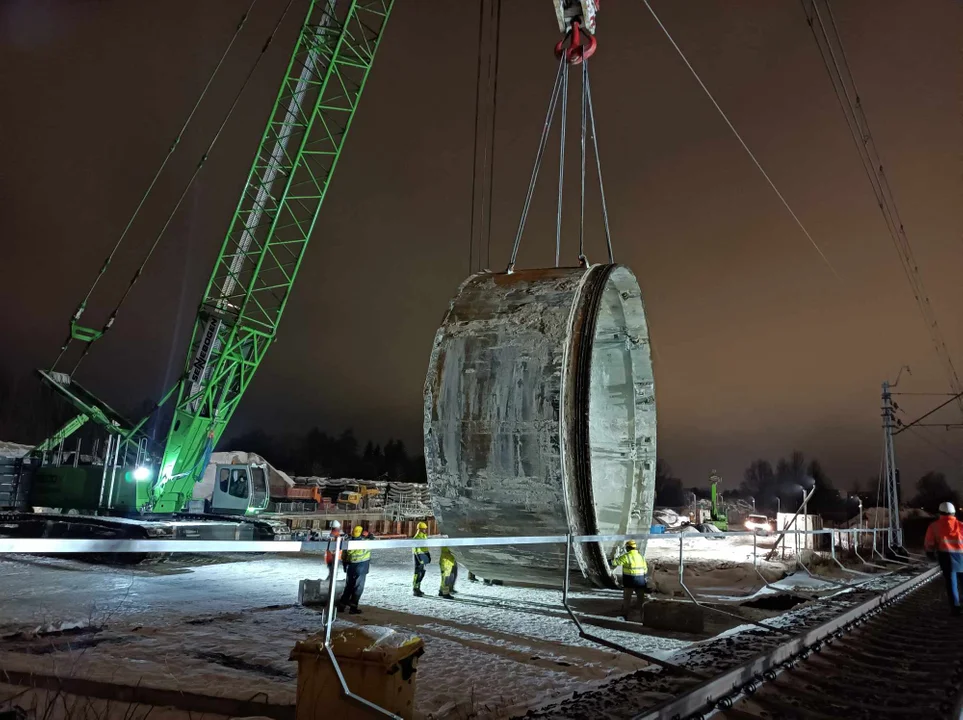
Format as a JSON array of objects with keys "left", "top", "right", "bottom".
[
  {"left": 337, "top": 525, "right": 371, "bottom": 614},
  {"left": 611, "top": 540, "right": 648, "bottom": 621},
  {"left": 439, "top": 546, "right": 458, "bottom": 598},
  {"left": 412, "top": 521, "right": 430, "bottom": 597}
]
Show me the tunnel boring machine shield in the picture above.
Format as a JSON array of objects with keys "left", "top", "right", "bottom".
[{"left": 423, "top": 264, "right": 656, "bottom": 588}]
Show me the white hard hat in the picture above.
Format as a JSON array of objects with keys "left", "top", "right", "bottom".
[
  {"left": 330, "top": 520, "right": 342, "bottom": 529},
  {"left": 940, "top": 502, "right": 956, "bottom": 515}
]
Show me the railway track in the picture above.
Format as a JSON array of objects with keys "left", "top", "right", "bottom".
[
  {"left": 630, "top": 564, "right": 955, "bottom": 720},
  {"left": 715, "top": 573, "right": 962, "bottom": 720},
  {"left": 523, "top": 565, "right": 948, "bottom": 719}
]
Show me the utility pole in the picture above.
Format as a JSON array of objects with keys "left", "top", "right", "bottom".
[{"left": 881, "top": 380, "right": 903, "bottom": 549}]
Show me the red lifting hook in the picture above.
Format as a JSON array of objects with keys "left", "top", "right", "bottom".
[{"left": 554, "top": 20, "right": 597, "bottom": 65}]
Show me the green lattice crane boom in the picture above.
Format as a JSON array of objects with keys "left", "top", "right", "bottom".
[
  {"left": 151, "top": 0, "right": 394, "bottom": 512},
  {"left": 33, "top": 1, "right": 393, "bottom": 516}
]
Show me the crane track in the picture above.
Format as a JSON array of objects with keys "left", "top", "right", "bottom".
[{"left": 715, "top": 573, "right": 961, "bottom": 719}]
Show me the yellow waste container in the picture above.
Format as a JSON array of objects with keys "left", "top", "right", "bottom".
[{"left": 290, "top": 622, "right": 425, "bottom": 720}]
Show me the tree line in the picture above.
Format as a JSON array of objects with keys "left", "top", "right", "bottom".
[
  {"left": 655, "top": 451, "right": 959, "bottom": 517},
  {"left": 226, "top": 427, "right": 427, "bottom": 483},
  {"left": 0, "top": 371, "right": 427, "bottom": 483}
]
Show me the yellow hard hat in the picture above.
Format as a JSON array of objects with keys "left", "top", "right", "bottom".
[
  {"left": 417, "top": 521, "right": 428, "bottom": 530},
  {"left": 352, "top": 525, "right": 364, "bottom": 538},
  {"left": 625, "top": 540, "right": 637, "bottom": 549}
]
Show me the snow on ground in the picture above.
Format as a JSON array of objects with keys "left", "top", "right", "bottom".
[
  {"left": 0, "top": 550, "right": 689, "bottom": 719},
  {"left": 0, "top": 541, "right": 891, "bottom": 719},
  {"left": 0, "top": 441, "right": 31, "bottom": 458}
]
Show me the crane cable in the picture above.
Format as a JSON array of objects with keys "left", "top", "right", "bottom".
[
  {"left": 468, "top": 0, "right": 501, "bottom": 274},
  {"left": 507, "top": 24, "right": 613, "bottom": 273},
  {"left": 801, "top": 0, "right": 963, "bottom": 412},
  {"left": 642, "top": 0, "right": 839, "bottom": 280},
  {"left": 68, "top": 0, "right": 298, "bottom": 376},
  {"left": 53, "top": 0, "right": 260, "bottom": 371}
]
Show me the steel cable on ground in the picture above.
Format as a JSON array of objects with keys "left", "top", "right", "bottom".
[
  {"left": 642, "top": 0, "right": 839, "bottom": 279},
  {"left": 70, "top": 0, "right": 298, "bottom": 374},
  {"left": 801, "top": 0, "right": 963, "bottom": 407},
  {"left": 54, "top": 0, "right": 260, "bottom": 370}
]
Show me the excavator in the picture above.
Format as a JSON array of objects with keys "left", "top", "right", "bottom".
[{"left": 2, "top": 2, "right": 602, "bottom": 542}]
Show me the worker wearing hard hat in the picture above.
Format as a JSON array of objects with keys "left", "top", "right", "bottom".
[
  {"left": 324, "top": 520, "right": 342, "bottom": 579},
  {"left": 439, "top": 546, "right": 458, "bottom": 598},
  {"left": 925, "top": 502, "right": 963, "bottom": 615},
  {"left": 337, "top": 525, "right": 372, "bottom": 614},
  {"left": 611, "top": 540, "right": 648, "bottom": 621},
  {"left": 412, "top": 521, "right": 430, "bottom": 597}
]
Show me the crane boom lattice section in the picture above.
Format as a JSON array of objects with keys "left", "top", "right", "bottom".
[{"left": 155, "top": 0, "right": 393, "bottom": 512}]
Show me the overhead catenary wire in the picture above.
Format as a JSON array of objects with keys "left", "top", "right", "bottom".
[
  {"left": 53, "top": 0, "right": 260, "bottom": 371},
  {"left": 903, "top": 426, "right": 963, "bottom": 465},
  {"left": 893, "top": 390, "right": 963, "bottom": 435},
  {"left": 642, "top": 0, "right": 839, "bottom": 279},
  {"left": 801, "top": 0, "right": 963, "bottom": 411},
  {"left": 70, "top": 0, "right": 298, "bottom": 375}
]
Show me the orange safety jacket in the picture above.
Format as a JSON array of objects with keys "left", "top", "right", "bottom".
[
  {"left": 325, "top": 529, "right": 342, "bottom": 565},
  {"left": 925, "top": 515, "right": 963, "bottom": 554}
]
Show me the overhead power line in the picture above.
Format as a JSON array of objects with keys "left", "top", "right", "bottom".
[
  {"left": 642, "top": 0, "right": 839, "bottom": 279},
  {"left": 801, "top": 0, "right": 963, "bottom": 412}
]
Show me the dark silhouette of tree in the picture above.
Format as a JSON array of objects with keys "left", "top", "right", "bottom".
[
  {"left": 909, "top": 472, "right": 960, "bottom": 513},
  {"left": 806, "top": 459, "right": 841, "bottom": 514},
  {"left": 655, "top": 459, "right": 686, "bottom": 507},
  {"left": 223, "top": 426, "right": 427, "bottom": 482},
  {"left": 741, "top": 459, "right": 775, "bottom": 497}
]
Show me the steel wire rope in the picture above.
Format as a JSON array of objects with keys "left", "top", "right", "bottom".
[
  {"left": 578, "top": 60, "right": 587, "bottom": 264},
  {"left": 555, "top": 62, "right": 569, "bottom": 267},
  {"left": 583, "top": 61, "right": 614, "bottom": 263},
  {"left": 642, "top": 0, "right": 839, "bottom": 279},
  {"left": 507, "top": 54, "right": 567, "bottom": 272},
  {"left": 485, "top": 0, "right": 502, "bottom": 270},
  {"left": 467, "top": 0, "right": 487, "bottom": 274},
  {"left": 70, "top": 0, "right": 298, "bottom": 375},
  {"left": 54, "top": 0, "right": 260, "bottom": 370},
  {"left": 468, "top": 0, "right": 502, "bottom": 274}
]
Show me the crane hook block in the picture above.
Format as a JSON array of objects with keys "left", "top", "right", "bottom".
[
  {"left": 555, "top": 20, "right": 597, "bottom": 65},
  {"left": 554, "top": 0, "right": 598, "bottom": 35}
]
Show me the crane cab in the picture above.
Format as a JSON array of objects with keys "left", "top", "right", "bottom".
[{"left": 210, "top": 463, "right": 270, "bottom": 515}]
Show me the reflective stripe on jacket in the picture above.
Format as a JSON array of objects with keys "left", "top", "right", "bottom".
[
  {"left": 925, "top": 516, "right": 963, "bottom": 554},
  {"left": 413, "top": 531, "right": 428, "bottom": 555},
  {"left": 612, "top": 549, "right": 648, "bottom": 576},
  {"left": 346, "top": 546, "right": 371, "bottom": 564},
  {"left": 440, "top": 547, "right": 456, "bottom": 571}
]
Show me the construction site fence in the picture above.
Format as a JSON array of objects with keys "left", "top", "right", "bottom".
[{"left": 0, "top": 527, "right": 904, "bottom": 556}]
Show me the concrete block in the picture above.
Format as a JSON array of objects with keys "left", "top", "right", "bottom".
[
  {"left": 298, "top": 578, "right": 345, "bottom": 607},
  {"left": 423, "top": 265, "right": 656, "bottom": 588}
]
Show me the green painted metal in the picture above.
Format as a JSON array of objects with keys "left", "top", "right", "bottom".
[
  {"left": 34, "top": 414, "right": 90, "bottom": 453},
  {"left": 151, "top": 0, "right": 394, "bottom": 512}
]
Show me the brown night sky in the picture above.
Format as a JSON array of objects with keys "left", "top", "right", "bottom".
[{"left": 0, "top": 1, "right": 960, "bottom": 491}]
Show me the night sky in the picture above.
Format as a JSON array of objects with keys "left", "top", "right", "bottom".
[{"left": 0, "top": 1, "right": 959, "bottom": 491}]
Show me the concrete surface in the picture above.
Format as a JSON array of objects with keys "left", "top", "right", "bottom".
[{"left": 423, "top": 265, "right": 656, "bottom": 588}]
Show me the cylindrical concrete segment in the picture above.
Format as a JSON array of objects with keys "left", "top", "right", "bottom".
[{"left": 423, "top": 265, "right": 656, "bottom": 588}]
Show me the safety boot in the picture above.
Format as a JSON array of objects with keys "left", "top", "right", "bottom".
[{"left": 413, "top": 589, "right": 425, "bottom": 597}]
